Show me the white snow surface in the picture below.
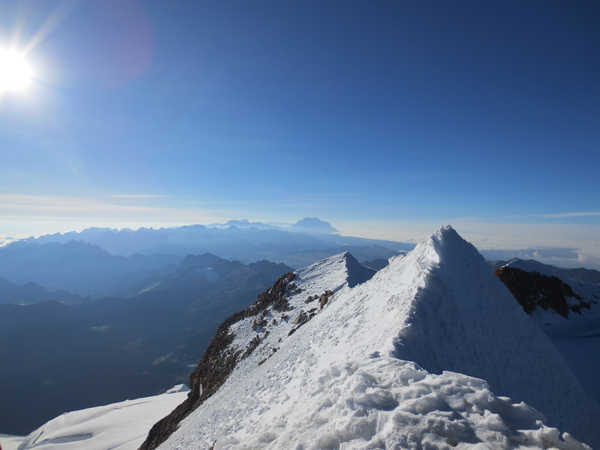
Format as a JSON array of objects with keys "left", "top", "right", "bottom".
[
  {"left": 160, "top": 227, "right": 599, "bottom": 449},
  {"left": 227, "top": 251, "right": 374, "bottom": 361},
  {"left": 0, "top": 434, "right": 25, "bottom": 450},
  {"left": 18, "top": 385, "right": 189, "bottom": 450}
]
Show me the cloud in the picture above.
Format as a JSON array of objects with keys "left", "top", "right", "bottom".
[
  {"left": 535, "top": 211, "right": 600, "bottom": 219},
  {"left": 110, "top": 194, "right": 168, "bottom": 199},
  {"left": 576, "top": 250, "right": 600, "bottom": 267},
  {"left": 334, "top": 217, "right": 600, "bottom": 269},
  {"left": 0, "top": 236, "right": 16, "bottom": 247},
  {"left": 0, "top": 194, "right": 229, "bottom": 237},
  {"left": 1, "top": 195, "right": 600, "bottom": 269}
]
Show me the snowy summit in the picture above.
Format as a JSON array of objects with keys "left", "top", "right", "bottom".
[{"left": 141, "top": 226, "right": 599, "bottom": 449}]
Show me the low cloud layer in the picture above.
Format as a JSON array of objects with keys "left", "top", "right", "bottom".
[
  {"left": 1, "top": 194, "right": 599, "bottom": 269},
  {"left": 0, "top": 193, "right": 229, "bottom": 239},
  {"left": 535, "top": 211, "right": 600, "bottom": 219},
  {"left": 336, "top": 218, "right": 600, "bottom": 269}
]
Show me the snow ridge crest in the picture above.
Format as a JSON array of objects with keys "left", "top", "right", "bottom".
[
  {"left": 421, "top": 225, "right": 483, "bottom": 266},
  {"left": 393, "top": 226, "right": 600, "bottom": 446},
  {"left": 296, "top": 251, "right": 375, "bottom": 291},
  {"left": 157, "top": 227, "right": 599, "bottom": 449}
]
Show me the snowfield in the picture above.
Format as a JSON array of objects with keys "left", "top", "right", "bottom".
[
  {"left": 159, "top": 227, "right": 599, "bottom": 449},
  {"left": 17, "top": 385, "right": 188, "bottom": 450}
]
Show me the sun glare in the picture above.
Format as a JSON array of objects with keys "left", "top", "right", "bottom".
[{"left": 0, "top": 48, "right": 34, "bottom": 94}]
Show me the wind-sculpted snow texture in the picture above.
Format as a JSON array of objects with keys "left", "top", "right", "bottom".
[
  {"left": 18, "top": 385, "right": 188, "bottom": 450},
  {"left": 152, "top": 227, "right": 599, "bottom": 449},
  {"left": 393, "top": 228, "right": 600, "bottom": 446},
  {"left": 165, "top": 357, "right": 589, "bottom": 450}
]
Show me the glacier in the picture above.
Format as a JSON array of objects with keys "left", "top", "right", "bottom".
[{"left": 13, "top": 385, "right": 188, "bottom": 450}]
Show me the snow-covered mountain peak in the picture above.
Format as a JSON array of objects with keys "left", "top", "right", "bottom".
[
  {"left": 296, "top": 251, "right": 376, "bottom": 290},
  {"left": 415, "top": 224, "right": 482, "bottom": 267},
  {"left": 374, "top": 225, "right": 483, "bottom": 289},
  {"left": 393, "top": 227, "right": 600, "bottom": 444},
  {"left": 142, "top": 228, "right": 600, "bottom": 449}
]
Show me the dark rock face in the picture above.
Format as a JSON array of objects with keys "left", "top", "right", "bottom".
[
  {"left": 139, "top": 272, "right": 296, "bottom": 450},
  {"left": 287, "top": 306, "right": 319, "bottom": 337},
  {"left": 495, "top": 266, "right": 589, "bottom": 317}
]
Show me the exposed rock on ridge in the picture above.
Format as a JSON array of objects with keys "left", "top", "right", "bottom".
[
  {"left": 140, "top": 252, "right": 374, "bottom": 450},
  {"left": 496, "top": 266, "right": 592, "bottom": 317}
]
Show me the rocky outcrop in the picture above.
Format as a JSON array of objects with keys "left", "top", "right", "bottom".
[
  {"left": 140, "top": 252, "right": 377, "bottom": 450},
  {"left": 495, "top": 266, "right": 590, "bottom": 317},
  {"left": 139, "top": 272, "right": 296, "bottom": 450},
  {"left": 319, "top": 290, "right": 334, "bottom": 308}
]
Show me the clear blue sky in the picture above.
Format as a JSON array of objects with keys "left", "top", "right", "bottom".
[{"left": 0, "top": 1, "right": 599, "bottom": 258}]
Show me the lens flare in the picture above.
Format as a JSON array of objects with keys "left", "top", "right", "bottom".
[{"left": 0, "top": 48, "right": 34, "bottom": 93}]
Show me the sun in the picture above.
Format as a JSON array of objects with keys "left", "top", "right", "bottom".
[{"left": 0, "top": 48, "right": 34, "bottom": 94}]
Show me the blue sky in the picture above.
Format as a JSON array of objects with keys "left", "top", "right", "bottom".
[{"left": 0, "top": 1, "right": 599, "bottom": 261}]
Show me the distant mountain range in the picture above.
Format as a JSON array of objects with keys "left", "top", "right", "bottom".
[
  {"left": 0, "top": 240, "right": 180, "bottom": 298},
  {"left": 4, "top": 220, "right": 597, "bottom": 302},
  {"left": 0, "top": 254, "right": 291, "bottom": 435},
  {"left": 0, "top": 219, "right": 410, "bottom": 299},
  {"left": 0, "top": 277, "right": 84, "bottom": 305},
  {"left": 11, "top": 218, "right": 412, "bottom": 266}
]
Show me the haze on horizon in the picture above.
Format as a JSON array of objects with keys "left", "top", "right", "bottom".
[{"left": 1, "top": 1, "right": 599, "bottom": 266}]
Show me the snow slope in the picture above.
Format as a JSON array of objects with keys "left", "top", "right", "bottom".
[
  {"left": 0, "top": 434, "right": 25, "bottom": 450},
  {"left": 159, "top": 227, "right": 598, "bottom": 449},
  {"left": 18, "top": 385, "right": 188, "bottom": 450},
  {"left": 225, "top": 251, "right": 376, "bottom": 364}
]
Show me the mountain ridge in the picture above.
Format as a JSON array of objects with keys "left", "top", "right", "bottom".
[
  {"left": 0, "top": 254, "right": 292, "bottom": 436},
  {"left": 0, "top": 277, "right": 84, "bottom": 305},
  {"left": 7, "top": 221, "right": 410, "bottom": 268},
  {"left": 140, "top": 251, "right": 375, "bottom": 450},
  {"left": 392, "top": 227, "right": 599, "bottom": 443},
  {"left": 144, "top": 227, "right": 599, "bottom": 449}
]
